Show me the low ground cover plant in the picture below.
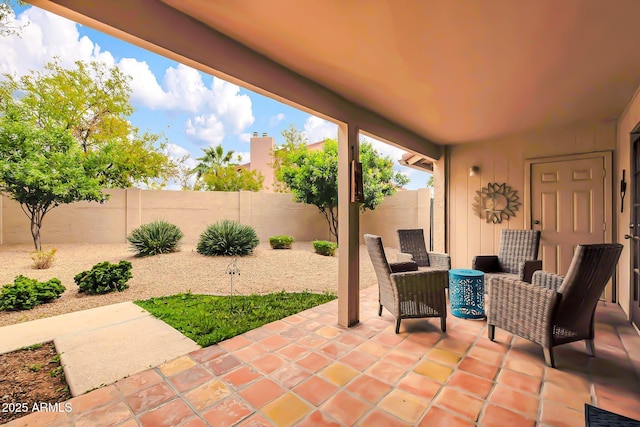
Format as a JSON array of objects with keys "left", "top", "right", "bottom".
[
  {"left": 127, "top": 220, "right": 184, "bottom": 257},
  {"left": 74, "top": 261, "right": 132, "bottom": 295},
  {"left": 135, "top": 291, "right": 336, "bottom": 347},
  {"left": 197, "top": 220, "right": 259, "bottom": 256},
  {"left": 269, "top": 235, "right": 294, "bottom": 249},
  {"left": 30, "top": 248, "right": 57, "bottom": 269},
  {"left": 313, "top": 240, "right": 338, "bottom": 256},
  {"left": 0, "top": 276, "right": 65, "bottom": 311}
]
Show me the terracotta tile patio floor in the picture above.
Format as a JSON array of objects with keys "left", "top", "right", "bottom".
[{"left": 6, "top": 286, "right": 640, "bottom": 427}]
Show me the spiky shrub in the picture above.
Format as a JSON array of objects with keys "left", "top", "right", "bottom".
[
  {"left": 197, "top": 220, "right": 259, "bottom": 256},
  {"left": 0, "top": 275, "right": 65, "bottom": 311},
  {"left": 313, "top": 240, "right": 338, "bottom": 256},
  {"left": 31, "top": 248, "right": 57, "bottom": 269},
  {"left": 74, "top": 260, "right": 132, "bottom": 295},
  {"left": 127, "top": 220, "right": 184, "bottom": 257},
  {"left": 269, "top": 235, "right": 294, "bottom": 249}
]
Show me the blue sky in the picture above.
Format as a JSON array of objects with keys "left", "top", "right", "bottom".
[{"left": 1, "top": 5, "right": 431, "bottom": 190}]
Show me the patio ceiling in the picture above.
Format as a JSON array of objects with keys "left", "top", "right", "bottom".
[
  {"left": 162, "top": 0, "right": 640, "bottom": 145},
  {"left": 28, "top": 0, "right": 640, "bottom": 149}
]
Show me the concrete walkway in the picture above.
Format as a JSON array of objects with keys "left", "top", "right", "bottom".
[{"left": 0, "top": 302, "right": 200, "bottom": 396}]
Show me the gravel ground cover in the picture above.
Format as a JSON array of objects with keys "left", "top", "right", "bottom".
[{"left": 0, "top": 242, "right": 394, "bottom": 327}]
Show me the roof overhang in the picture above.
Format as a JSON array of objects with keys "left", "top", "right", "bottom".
[{"left": 27, "top": 0, "right": 640, "bottom": 159}]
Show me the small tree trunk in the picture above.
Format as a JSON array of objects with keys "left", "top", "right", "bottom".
[
  {"left": 30, "top": 216, "right": 41, "bottom": 251},
  {"left": 27, "top": 206, "right": 49, "bottom": 252},
  {"left": 329, "top": 208, "right": 339, "bottom": 244},
  {"left": 320, "top": 207, "right": 339, "bottom": 243}
]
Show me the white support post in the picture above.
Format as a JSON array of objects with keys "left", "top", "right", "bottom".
[{"left": 338, "top": 123, "right": 360, "bottom": 327}]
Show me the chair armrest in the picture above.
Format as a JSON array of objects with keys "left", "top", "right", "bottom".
[
  {"left": 472, "top": 255, "right": 501, "bottom": 273},
  {"left": 396, "top": 252, "right": 414, "bottom": 263},
  {"left": 389, "top": 261, "right": 419, "bottom": 273},
  {"left": 428, "top": 252, "right": 451, "bottom": 269},
  {"left": 487, "top": 276, "right": 560, "bottom": 348},
  {"left": 532, "top": 270, "right": 564, "bottom": 292},
  {"left": 520, "top": 260, "right": 543, "bottom": 283}
]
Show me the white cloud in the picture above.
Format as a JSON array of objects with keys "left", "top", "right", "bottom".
[
  {"left": 0, "top": 7, "right": 255, "bottom": 146},
  {"left": 269, "top": 113, "right": 285, "bottom": 127},
  {"left": 165, "top": 71, "right": 255, "bottom": 144},
  {"left": 0, "top": 7, "right": 115, "bottom": 76},
  {"left": 303, "top": 116, "right": 338, "bottom": 143},
  {"left": 209, "top": 77, "right": 254, "bottom": 134},
  {"left": 366, "top": 137, "right": 407, "bottom": 161},
  {"left": 165, "top": 143, "right": 195, "bottom": 165},
  {"left": 239, "top": 132, "right": 252, "bottom": 143},
  {"left": 118, "top": 58, "right": 168, "bottom": 109},
  {"left": 162, "top": 65, "right": 209, "bottom": 111},
  {"left": 235, "top": 151, "right": 251, "bottom": 164},
  {"left": 185, "top": 114, "right": 224, "bottom": 145}
]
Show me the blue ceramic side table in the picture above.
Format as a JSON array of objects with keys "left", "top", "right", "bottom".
[{"left": 449, "top": 269, "right": 485, "bottom": 319}]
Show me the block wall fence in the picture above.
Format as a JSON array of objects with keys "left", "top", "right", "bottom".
[{"left": 0, "top": 188, "right": 432, "bottom": 248}]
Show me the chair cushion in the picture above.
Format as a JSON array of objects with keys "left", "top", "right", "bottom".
[{"left": 390, "top": 261, "right": 419, "bottom": 273}]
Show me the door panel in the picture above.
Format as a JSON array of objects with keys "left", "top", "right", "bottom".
[
  {"left": 572, "top": 191, "right": 592, "bottom": 233},
  {"left": 531, "top": 156, "right": 605, "bottom": 278}
]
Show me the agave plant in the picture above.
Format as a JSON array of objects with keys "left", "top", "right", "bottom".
[
  {"left": 197, "top": 220, "right": 259, "bottom": 256},
  {"left": 127, "top": 220, "right": 184, "bottom": 256}
]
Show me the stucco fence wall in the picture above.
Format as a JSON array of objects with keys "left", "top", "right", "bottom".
[{"left": 0, "top": 188, "right": 432, "bottom": 248}]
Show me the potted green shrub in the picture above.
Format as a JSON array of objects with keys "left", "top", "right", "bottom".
[
  {"left": 269, "top": 235, "right": 294, "bottom": 249},
  {"left": 313, "top": 240, "right": 338, "bottom": 256}
]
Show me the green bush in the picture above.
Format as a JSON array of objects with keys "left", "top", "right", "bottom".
[
  {"left": 74, "top": 261, "right": 133, "bottom": 295},
  {"left": 0, "top": 275, "right": 65, "bottom": 311},
  {"left": 127, "top": 220, "right": 184, "bottom": 257},
  {"left": 313, "top": 240, "right": 338, "bottom": 256},
  {"left": 197, "top": 220, "right": 259, "bottom": 256},
  {"left": 269, "top": 235, "right": 294, "bottom": 249}
]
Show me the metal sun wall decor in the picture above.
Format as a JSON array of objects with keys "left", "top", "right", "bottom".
[{"left": 472, "top": 182, "right": 521, "bottom": 224}]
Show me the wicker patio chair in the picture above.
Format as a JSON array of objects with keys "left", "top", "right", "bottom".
[
  {"left": 364, "top": 234, "right": 448, "bottom": 334},
  {"left": 473, "top": 229, "right": 542, "bottom": 283},
  {"left": 397, "top": 228, "right": 451, "bottom": 271},
  {"left": 487, "top": 243, "right": 623, "bottom": 368}
]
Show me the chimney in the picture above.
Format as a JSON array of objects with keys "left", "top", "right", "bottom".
[{"left": 250, "top": 132, "right": 275, "bottom": 192}]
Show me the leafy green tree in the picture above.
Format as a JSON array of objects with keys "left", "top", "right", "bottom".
[
  {"left": 0, "top": 114, "right": 106, "bottom": 250},
  {"left": 0, "top": 59, "right": 176, "bottom": 188},
  {"left": 360, "top": 141, "right": 410, "bottom": 209},
  {"left": 200, "top": 165, "right": 264, "bottom": 192},
  {"left": 426, "top": 175, "right": 434, "bottom": 187},
  {"left": 192, "top": 144, "right": 263, "bottom": 191},
  {"left": 276, "top": 138, "right": 409, "bottom": 241},
  {"left": 271, "top": 124, "right": 308, "bottom": 193}
]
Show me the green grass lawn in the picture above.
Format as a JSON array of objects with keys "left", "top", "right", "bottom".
[{"left": 135, "top": 291, "right": 337, "bottom": 347}]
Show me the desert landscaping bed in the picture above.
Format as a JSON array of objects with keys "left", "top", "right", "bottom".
[
  {"left": 0, "top": 241, "right": 393, "bottom": 327},
  {"left": 0, "top": 342, "right": 71, "bottom": 425}
]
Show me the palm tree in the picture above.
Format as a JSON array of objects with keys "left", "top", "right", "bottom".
[{"left": 191, "top": 144, "right": 236, "bottom": 180}]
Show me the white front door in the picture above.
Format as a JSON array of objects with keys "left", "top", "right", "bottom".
[{"left": 531, "top": 156, "right": 605, "bottom": 276}]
